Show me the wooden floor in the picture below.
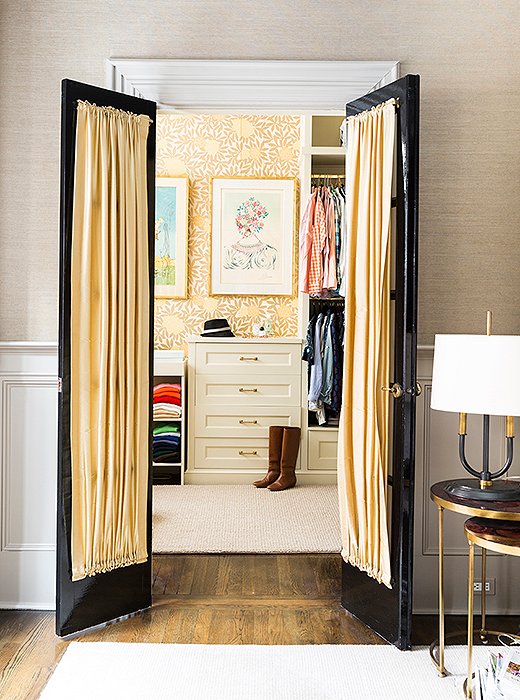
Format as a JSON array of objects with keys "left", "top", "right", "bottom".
[{"left": 1, "top": 554, "right": 518, "bottom": 699}]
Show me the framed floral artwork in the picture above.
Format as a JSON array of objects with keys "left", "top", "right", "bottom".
[
  {"left": 210, "top": 177, "right": 296, "bottom": 295},
  {"left": 155, "top": 176, "right": 188, "bottom": 298}
]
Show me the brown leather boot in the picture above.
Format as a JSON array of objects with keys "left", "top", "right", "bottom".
[
  {"left": 268, "top": 427, "right": 301, "bottom": 491},
  {"left": 253, "top": 425, "right": 284, "bottom": 488}
]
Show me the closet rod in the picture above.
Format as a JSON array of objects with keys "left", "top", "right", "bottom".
[
  {"left": 311, "top": 173, "right": 343, "bottom": 178},
  {"left": 310, "top": 297, "right": 345, "bottom": 304}
]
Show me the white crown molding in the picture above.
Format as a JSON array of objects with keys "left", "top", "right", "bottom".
[{"left": 106, "top": 59, "right": 400, "bottom": 112}]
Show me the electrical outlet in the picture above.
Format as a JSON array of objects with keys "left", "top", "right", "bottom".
[{"left": 473, "top": 578, "right": 496, "bottom": 595}]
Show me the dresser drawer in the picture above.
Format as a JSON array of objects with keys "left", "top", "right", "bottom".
[
  {"left": 308, "top": 430, "right": 338, "bottom": 471},
  {"left": 195, "top": 342, "right": 301, "bottom": 376},
  {"left": 195, "top": 374, "right": 300, "bottom": 406},
  {"left": 193, "top": 437, "right": 300, "bottom": 471},
  {"left": 193, "top": 438, "right": 267, "bottom": 470},
  {"left": 194, "top": 406, "right": 301, "bottom": 438}
]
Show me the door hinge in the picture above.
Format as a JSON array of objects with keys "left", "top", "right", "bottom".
[
  {"left": 405, "top": 382, "right": 422, "bottom": 396},
  {"left": 57, "top": 377, "right": 63, "bottom": 393}
]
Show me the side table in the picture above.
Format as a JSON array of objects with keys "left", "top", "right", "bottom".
[
  {"left": 429, "top": 480, "right": 520, "bottom": 676},
  {"left": 464, "top": 518, "right": 520, "bottom": 699}
]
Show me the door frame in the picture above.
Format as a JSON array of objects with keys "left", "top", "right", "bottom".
[
  {"left": 104, "top": 61, "right": 417, "bottom": 642},
  {"left": 106, "top": 58, "right": 401, "bottom": 497}
]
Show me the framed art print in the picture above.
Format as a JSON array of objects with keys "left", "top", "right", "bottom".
[
  {"left": 210, "top": 177, "right": 296, "bottom": 295},
  {"left": 155, "top": 176, "right": 188, "bottom": 298}
]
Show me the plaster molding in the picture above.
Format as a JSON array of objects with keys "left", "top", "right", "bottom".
[{"left": 106, "top": 59, "right": 400, "bottom": 111}]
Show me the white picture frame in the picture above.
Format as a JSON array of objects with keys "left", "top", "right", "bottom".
[{"left": 210, "top": 177, "right": 296, "bottom": 296}]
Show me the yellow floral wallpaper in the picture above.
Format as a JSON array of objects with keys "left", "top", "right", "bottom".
[{"left": 154, "top": 113, "right": 302, "bottom": 350}]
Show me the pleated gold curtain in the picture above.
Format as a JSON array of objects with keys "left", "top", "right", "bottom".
[
  {"left": 70, "top": 101, "right": 151, "bottom": 581},
  {"left": 337, "top": 99, "right": 396, "bottom": 588}
]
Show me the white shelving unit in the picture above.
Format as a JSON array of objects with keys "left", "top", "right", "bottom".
[
  {"left": 298, "top": 114, "right": 346, "bottom": 477},
  {"left": 153, "top": 350, "right": 186, "bottom": 485}
]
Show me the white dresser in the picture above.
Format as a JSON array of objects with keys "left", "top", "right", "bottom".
[
  {"left": 187, "top": 336, "right": 338, "bottom": 484},
  {"left": 186, "top": 337, "right": 303, "bottom": 484}
]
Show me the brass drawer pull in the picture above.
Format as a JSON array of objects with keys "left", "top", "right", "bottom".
[
  {"left": 239, "top": 419, "right": 258, "bottom": 424},
  {"left": 240, "top": 356, "right": 258, "bottom": 361},
  {"left": 239, "top": 450, "right": 258, "bottom": 456},
  {"left": 239, "top": 387, "right": 258, "bottom": 393}
]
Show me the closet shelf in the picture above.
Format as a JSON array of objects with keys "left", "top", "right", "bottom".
[
  {"left": 153, "top": 353, "right": 186, "bottom": 485},
  {"left": 302, "top": 146, "right": 345, "bottom": 156},
  {"left": 153, "top": 417, "right": 182, "bottom": 421},
  {"left": 308, "top": 425, "right": 339, "bottom": 432}
]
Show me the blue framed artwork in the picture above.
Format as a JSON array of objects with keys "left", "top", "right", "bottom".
[{"left": 155, "top": 177, "right": 188, "bottom": 298}]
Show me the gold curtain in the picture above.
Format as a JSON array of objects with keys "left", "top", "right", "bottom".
[
  {"left": 70, "top": 101, "right": 151, "bottom": 581},
  {"left": 337, "top": 99, "right": 396, "bottom": 588}
]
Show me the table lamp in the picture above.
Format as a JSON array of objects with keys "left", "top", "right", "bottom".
[{"left": 431, "top": 313, "right": 520, "bottom": 502}]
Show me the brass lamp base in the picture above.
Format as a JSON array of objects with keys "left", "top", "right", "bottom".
[{"left": 445, "top": 478, "right": 520, "bottom": 502}]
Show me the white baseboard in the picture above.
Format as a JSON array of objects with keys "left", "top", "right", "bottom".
[
  {"left": 0, "top": 601, "right": 55, "bottom": 611},
  {"left": 184, "top": 472, "right": 338, "bottom": 485},
  {"left": 414, "top": 607, "right": 520, "bottom": 616}
]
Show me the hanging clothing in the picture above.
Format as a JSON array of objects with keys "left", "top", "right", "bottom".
[
  {"left": 298, "top": 190, "right": 317, "bottom": 294},
  {"left": 329, "top": 312, "right": 344, "bottom": 414},
  {"left": 303, "top": 307, "right": 345, "bottom": 426},
  {"left": 308, "top": 313, "right": 324, "bottom": 405},
  {"left": 299, "top": 184, "right": 346, "bottom": 295},
  {"left": 322, "top": 189, "right": 337, "bottom": 290},
  {"left": 307, "top": 195, "right": 328, "bottom": 295},
  {"left": 320, "top": 312, "right": 334, "bottom": 406}
]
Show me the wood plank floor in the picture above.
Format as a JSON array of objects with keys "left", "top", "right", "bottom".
[{"left": 1, "top": 554, "right": 518, "bottom": 699}]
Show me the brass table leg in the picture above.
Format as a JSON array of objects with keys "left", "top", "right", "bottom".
[
  {"left": 438, "top": 505, "right": 445, "bottom": 675},
  {"left": 480, "top": 548, "right": 487, "bottom": 642},
  {"left": 467, "top": 541, "right": 475, "bottom": 700}
]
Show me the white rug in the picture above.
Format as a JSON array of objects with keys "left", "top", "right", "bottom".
[
  {"left": 152, "top": 485, "right": 341, "bottom": 553},
  {"left": 40, "top": 642, "right": 496, "bottom": 700}
]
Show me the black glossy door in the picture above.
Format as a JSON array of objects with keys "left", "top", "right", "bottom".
[
  {"left": 341, "top": 75, "right": 420, "bottom": 649},
  {"left": 57, "top": 80, "right": 156, "bottom": 637}
]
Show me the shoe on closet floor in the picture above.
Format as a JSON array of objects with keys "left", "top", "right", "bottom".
[
  {"left": 252, "top": 425, "right": 284, "bottom": 488},
  {"left": 268, "top": 427, "right": 301, "bottom": 492}
]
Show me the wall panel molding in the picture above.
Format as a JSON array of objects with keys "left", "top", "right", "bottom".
[
  {"left": 0, "top": 341, "right": 58, "bottom": 356},
  {"left": 0, "top": 343, "right": 57, "bottom": 609},
  {"left": 1, "top": 376, "right": 57, "bottom": 552}
]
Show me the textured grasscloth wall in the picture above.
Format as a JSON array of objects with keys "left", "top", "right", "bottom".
[
  {"left": 155, "top": 113, "right": 300, "bottom": 350},
  {"left": 1, "top": 1, "right": 520, "bottom": 343}
]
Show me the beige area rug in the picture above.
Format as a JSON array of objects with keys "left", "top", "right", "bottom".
[
  {"left": 152, "top": 485, "right": 341, "bottom": 553},
  {"left": 40, "top": 642, "right": 505, "bottom": 700}
]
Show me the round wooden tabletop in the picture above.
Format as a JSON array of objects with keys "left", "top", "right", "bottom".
[
  {"left": 430, "top": 480, "right": 520, "bottom": 521},
  {"left": 465, "top": 517, "right": 520, "bottom": 556}
]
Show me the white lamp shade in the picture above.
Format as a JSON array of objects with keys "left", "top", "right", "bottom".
[{"left": 431, "top": 334, "right": 520, "bottom": 416}]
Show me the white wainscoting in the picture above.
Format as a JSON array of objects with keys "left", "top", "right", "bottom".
[
  {"left": 414, "top": 346, "right": 520, "bottom": 614},
  {"left": 0, "top": 342, "right": 518, "bottom": 614},
  {"left": 0, "top": 342, "right": 58, "bottom": 609}
]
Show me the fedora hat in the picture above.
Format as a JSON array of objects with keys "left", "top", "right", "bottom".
[{"left": 201, "top": 318, "right": 235, "bottom": 337}]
